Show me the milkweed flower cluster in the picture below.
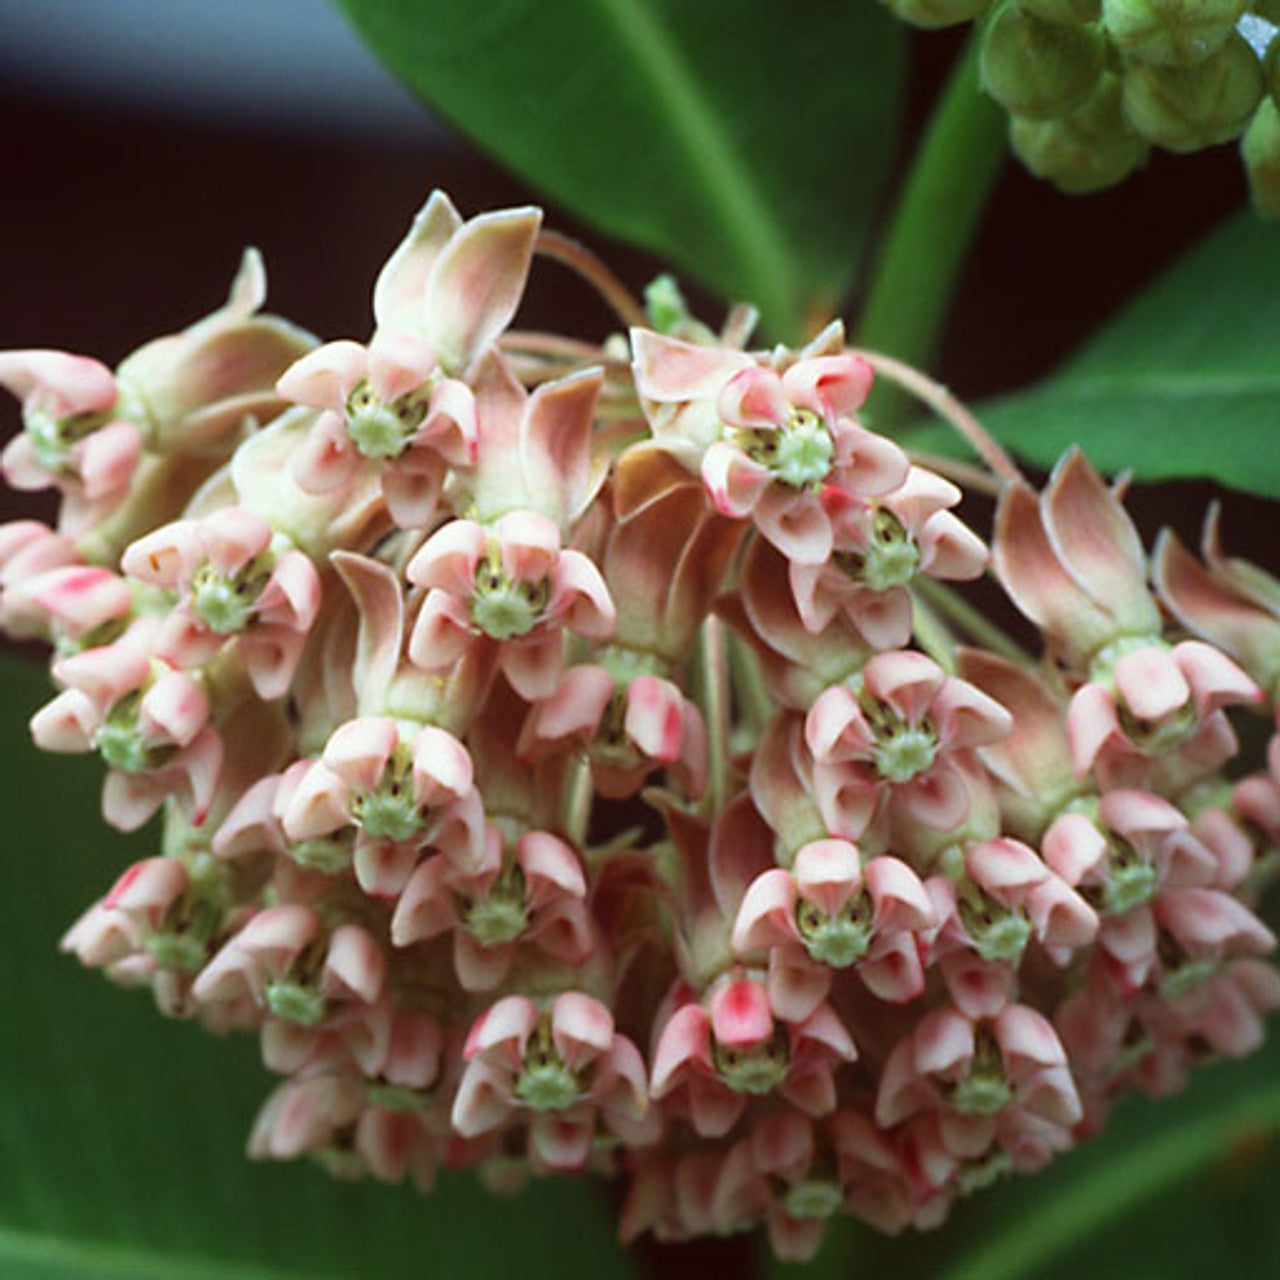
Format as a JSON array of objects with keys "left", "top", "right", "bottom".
[{"left": 5, "top": 191, "right": 1278, "bottom": 1261}]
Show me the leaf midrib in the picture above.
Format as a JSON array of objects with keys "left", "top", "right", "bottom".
[
  {"left": 0, "top": 1224, "right": 337, "bottom": 1280},
  {"left": 593, "top": 0, "right": 800, "bottom": 333}
]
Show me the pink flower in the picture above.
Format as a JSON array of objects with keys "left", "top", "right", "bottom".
[
  {"left": 789, "top": 465, "right": 986, "bottom": 636},
  {"left": 123, "top": 507, "right": 321, "bottom": 699},
  {"left": 281, "top": 716, "right": 482, "bottom": 896},
  {"left": 806, "top": 650, "right": 1012, "bottom": 838},
  {"left": 406, "top": 511, "right": 615, "bottom": 701},
  {"left": 876, "top": 1004, "right": 1081, "bottom": 1164},
  {"left": 732, "top": 839, "right": 934, "bottom": 1017},
  {"left": 649, "top": 973, "right": 856, "bottom": 1138},
  {"left": 278, "top": 192, "right": 540, "bottom": 527},
  {"left": 29, "top": 620, "right": 222, "bottom": 830},
  {"left": 280, "top": 331, "right": 475, "bottom": 527},
  {"left": 518, "top": 665, "right": 707, "bottom": 798},
  {"left": 1067, "top": 639, "right": 1260, "bottom": 784},
  {"left": 193, "top": 903, "right": 385, "bottom": 1029},
  {"left": 391, "top": 824, "right": 592, "bottom": 989},
  {"left": 452, "top": 993, "right": 654, "bottom": 1170},
  {"left": 631, "top": 325, "right": 909, "bottom": 565},
  {"left": 0, "top": 348, "right": 142, "bottom": 531}
]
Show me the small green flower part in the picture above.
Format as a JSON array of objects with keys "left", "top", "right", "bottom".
[
  {"left": 464, "top": 862, "right": 529, "bottom": 945},
  {"left": 23, "top": 404, "right": 112, "bottom": 474},
  {"left": 734, "top": 407, "right": 836, "bottom": 490},
  {"left": 1011, "top": 73, "right": 1150, "bottom": 193},
  {"left": 981, "top": 5, "right": 1106, "bottom": 121},
  {"left": 846, "top": 509, "right": 921, "bottom": 593},
  {"left": 957, "top": 883, "right": 1034, "bottom": 964},
  {"left": 513, "top": 1023, "right": 581, "bottom": 1112},
  {"left": 796, "top": 893, "right": 874, "bottom": 968},
  {"left": 1102, "top": 0, "right": 1248, "bottom": 68},
  {"left": 265, "top": 978, "right": 327, "bottom": 1026},
  {"left": 1122, "top": 32, "right": 1264, "bottom": 152},
  {"left": 950, "top": 1027, "right": 1013, "bottom": 1115},
  {"left": 350, "top": 744, "right": 426, "bottom": 842},
  {"left": 469, "top": 553, "right": 550, "bottom": 640},
  {"left": 95, "top": 692, "right": 170, "bottom": 773},
  {"left": 1100, "top": 840, "right": 1159, "bottom": 914},
  {"left": 782, "top": 1179, "right": 845, "bottom": 1220},
  {"left": 189, "top": 554, "right": 274, "bottom": 635},
  {"left": 713, "top": 1026, "right": 790, "bottom": 1095},
  {"left": 344, "top": 379, "right": 431, "bottom": 460}
]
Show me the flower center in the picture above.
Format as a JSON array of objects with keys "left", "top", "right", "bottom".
[
  {"left": 469, "top": 554, "right": 549, "bottom": 640},
  {"left": 513, "top": 1024, "right": 581, "bottom": 1112},
  {"left": 734, "top": 407, "right": 835, "bottom": 489},
  {"left": 782, "top": 1179, "right": 844, "bottom": 1220},
  {"left": 949, "top": 1028, "right": 1012, "bottom": 1116},
  {"left": 189, "top": 555, "right": 274, "bottom": 635},
  {"left": 23, "top": 404, "right": 112, "bottom": 474},
  {"left": 796, "top": 893, "right": 873, "bottom": 968},
  {"left": 349, "top": 744, "right": 426, "bottom": 842},
  {"left": 842, "top": 509, "right": 921, "bottom": 592},
  {"left": 95, "top": 690, "right": 172, "bottom": 774},
  {"left": 956, "top": 881, "right": 1032, "bottom": 964},
  {"left": 712, "top": 1025, "right": 789, "bottom": 1095},
  {"left": 264, "top": 978, "right": 327, "bottom": 1026},
  {"left": 590, "top": 692, "right": 645, "bottom": 771},
  {"left": 1099, "top": 837, "right": 1158, "bottom": 915},
  {"left": 344, "top": 379, "right": 430, "bottom": 460},
  {"left": 463, "top": 862, "right": 529, "bottom": 945},
  {"left": 1117, "top": 698, "right": 1197, "bottom": 757},
  {"left": 872, "top": 724, "right": 939, "bottom": 784},
  {"left": 145, "top": 866, "right": 226, "bottom": 972}
]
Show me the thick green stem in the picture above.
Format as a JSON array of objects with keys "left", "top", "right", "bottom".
[{"left": 855, "top": 26, "right": 1006, "bottom": 424}]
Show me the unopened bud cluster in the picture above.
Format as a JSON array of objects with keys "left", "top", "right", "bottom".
[
  {"left": 3, "top": 194, "right": 1278, "bottom": 1259},
  {"left": 887, "top": 0, "right": 1280, "bottom": 209}
]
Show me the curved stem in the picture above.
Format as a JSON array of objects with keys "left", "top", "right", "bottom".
[
  {"left": 853, "top": 348, "right": 1022, "bottom": 485},
  {"left": 854, "top": 26, "right": 1006, "bottom": 422},
  {"left": 535, "top": 229, "right": 648, "bottom": 329}
]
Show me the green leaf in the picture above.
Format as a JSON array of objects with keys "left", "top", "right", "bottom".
[
  {"left": 765, "top": 1025, "right": 1280, "bottom": 1280},
  {"left": 337, "top": 0, "right": 907, "bottom": 339},
  {"left": 0, "top": 654, "right": 635, "bottom": 1279},
  {"left": 902, "top": 213, "right": 1280, "bottom": 495}
]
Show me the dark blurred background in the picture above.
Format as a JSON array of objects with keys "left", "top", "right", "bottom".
[{"left": 0, "top": 4, "right": 1274, "bottom": 1277}]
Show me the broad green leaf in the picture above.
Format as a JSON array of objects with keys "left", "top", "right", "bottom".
[
  {"left": 902, "top": 213, "right": 1280, "bottom": 495},
  {"left": 766, "top": 1024, "right": 1280, "bottom": 1280},
  {"left": 337, "top": 0, "right": 907, "bottom": 339},
  {"left": 0, "top": 655, "right": 635, "bottom": 1280}
]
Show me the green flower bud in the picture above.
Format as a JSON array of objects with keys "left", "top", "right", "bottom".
[
  {"left": 886, "top": 0, "right": 994, "bottom": 28},
  {"left": 1102, "top": 0, "right": 1249, "bottom": 67},
  {"left": 1010, "top": 72, "right": 1150, "bottom": 190},
  {"left": 1123, "top": 32, "right": 1264, "bottom": 151},
  {"left": 1243, "top": 98, "right": 1280, "bottom": 216},
  {"left": 982, "top": 7, "right": 1106, "bottom": 119},
  {"left": 1016, "top": 0, "right": 1100, "bottom": 21}
]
